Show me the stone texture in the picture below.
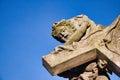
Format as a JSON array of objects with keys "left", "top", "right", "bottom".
[{"left": 42, "top": 14, "right": 120, "bottom": 79}]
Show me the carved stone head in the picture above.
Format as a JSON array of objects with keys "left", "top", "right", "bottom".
[
  {"left": 51, "top": 14, "right": 90, "bottom": 43},
  {"left": 51, "top": 20, "right": 76, "bottom": 43}
]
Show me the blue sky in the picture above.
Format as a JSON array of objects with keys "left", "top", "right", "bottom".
[{"left": 0, "top": 0, "right": 120, "bottom": 80}]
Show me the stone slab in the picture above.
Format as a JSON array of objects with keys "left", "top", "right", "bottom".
[{"left": 42, "top": 47, "right": 97, "bottom": 75}]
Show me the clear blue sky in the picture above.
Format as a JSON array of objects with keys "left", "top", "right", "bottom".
[{"left": 0, "top": 0, "right": 120, "bottom": 80}]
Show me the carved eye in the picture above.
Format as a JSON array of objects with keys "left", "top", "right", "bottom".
[
  {"left": 62, "top": 28, "right": 66, "bottom": 32},
  {"left": 79, "top": 24, "right": 81, "bottom": 26}
]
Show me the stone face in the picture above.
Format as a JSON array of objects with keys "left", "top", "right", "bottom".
[{"left": 42, "top": 15, "right": 120, "bottom": 79}]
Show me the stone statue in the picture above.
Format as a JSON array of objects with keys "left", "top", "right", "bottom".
[
  {"left": 42, "top": 14, "right": 120, "bottom": 80},
  {"left": 51, "top": 15, "right": 106, "bottom": 53},
  {"left": 51, "top": 14, "right": 110, "bottom": 80}
]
